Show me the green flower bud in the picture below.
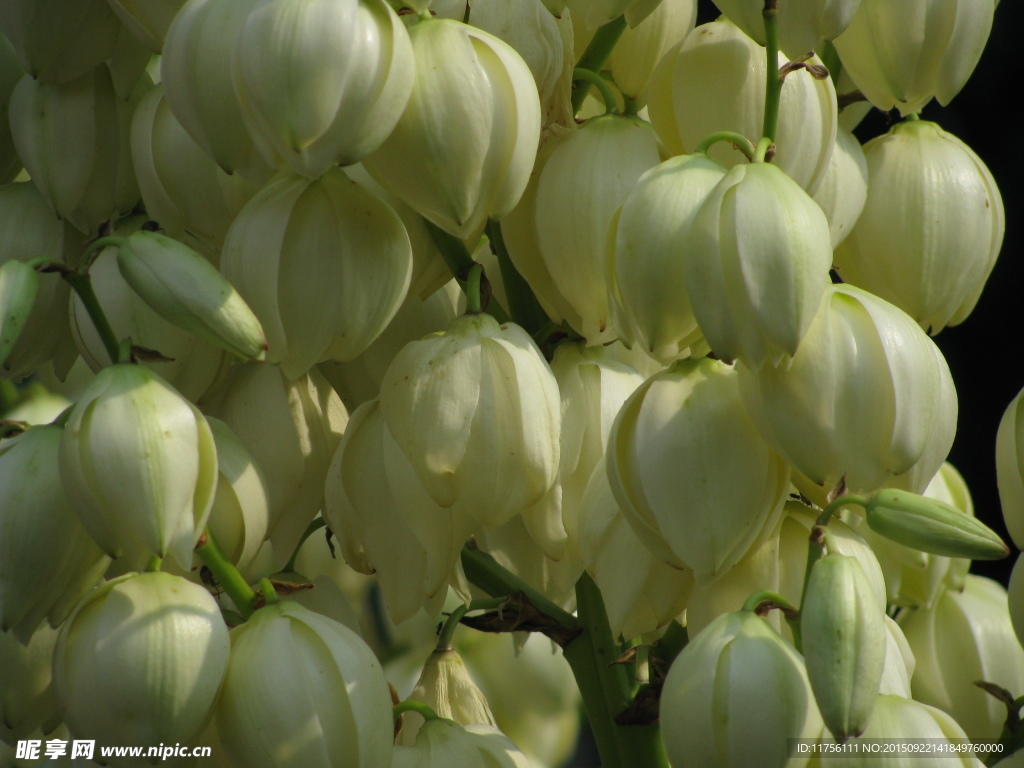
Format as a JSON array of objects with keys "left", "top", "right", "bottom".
[
  {"left": 576, "top": 463, "right": 693, "bottom": 639},
  {"left": 996, "top": 384, "right": 1024, "bottom": 549},
  {"left": 215, "top": 601, "right": 393, "bottom": 768},
  {"left": 738, "top": 284, "right": 957, "bottom": 496},
  {"left": 393, "top": 720, "right": 533, "bottom": 768},
  {"left": 203, "top": 362, "right": 348, "bottom": 568},
  {"left": 380, "top": 313, "right": 561, "bottom": 530},
  {"left": 610, "top": 153, "right": 726, "bottom": 364},
  {"left": 811, "top": 127, "right": 868, "bottom": 248},
  {"left": 116, "top": 230, "right": 267, "bottom": 361},
  {"left": 221, "top": 168, "right": 412, "bottom": 379},
  {"left": 0, "top": 426, "right": 108, "bottom": 643},
  {"left": 835, "top": 120, "right": 1003, "bottom": 334},
  {"left": 59, "top": 364, "right": 219, "bottom": 569},
  {"left": 900, "top": 575, "right": 1024, "bottom": 740},
  {"left": 130, "top": 84, "right": 258, "bottom": 258},
  {"left": 802, "top": 554, "right": 887, "bottom": 741},
  {"left": 534, "top": 114, "right": 661, "bottom": 344},
  {"left": 398, "top": 648, "right": 497, "bottom": 746},
  {"left": 70, "top": 232, "right": 233, "bottom": 403},
  {"left": 864, "top": 488, "right": 1008, "bottom": 560},
  {"left": 660, "top": 610, "right": 824, "bottom": 768},
  {"left": 0, "top": 0, "right": 120, "bottom": 83},
  {"left": 647, "top": 18, "right": 837, "bottom": 193},
  {"left": 686, "top": 160, "right": 832, "bottom": 368},
  {"left": 8, "top": 66, "right": 146, "bottom": 234},
  {"left": 364, "top": 18, "right": 540, "bottom": 238},
  {"left": 233, "top": 0, "right": 414, "bottom": 178},
  {"left": 607, "top": 358, "right": 790, "bottom": 582},
  {"left": 106, "top": 0, "right": 187, "bottom": 52},
  {"left": 54, "top": 572, "right": 230, "bottom": 765},
  {"left": 832, "top": 0, "right": 994, "bottom": 114},
  {"left": 712, "top": 0, "right": 862, "bottom": 56},
  {"left": 1, "top": 36, "right": 22, "bottom": 184},
  {"left": 0, "top": 181, "right": 81, "bottom": 381},
  {"left": 0, "top": 259, "right": 37, "bottom": 369},
  {"left": 161, "top": 0, "right": 272, "bottom": 184},
  {"left": 0, "top": 624, "right": 60, "bottom": 744}
]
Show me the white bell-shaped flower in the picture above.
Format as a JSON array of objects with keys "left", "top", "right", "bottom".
[
  {"left": 998, "top": 385, "right": 1024, "bottom": 550},
  {"left": 832, "top": 0, "right": 995, "bottom": 115},
  {"left": 738, "top": 284, "right": 957, "bottom": 497},
  {"left": 221, "top": 168, "right": 413, "bottom": 379},
  {"left": 106, "top": 0, "right": 188, "bottom": 53},
  {"left": 393, "top": 720, "right": 534, "bottom": 768},
  {"left": 811, "top": 126, "right": 868, "bottom": 249},
  {"left": 60, "top": 364, "right": 218, "bottom": 570},
  {"left": 1, "top": 37, "right": 21, "bottom": 184},
  {"left": 214, "top": 601, "right": 394, "bottom": 768},
  {"left": 363, "top": 18, "right": 540, "bottom": 239},
  {"left": 647, "top": 17, "right": 837, "bottom": 193},
  {"left": 232, "top": 0, "right": 413, "bottom": 178},
  {"left": 54, "top": 572, "right": 230, "bottom": 766},
  {"left": 712, "top": 0, "right": 862, "bottom": 57},
  {"left": 606, "top": 357, "right": 790, "bottom": 582},
  {"left": 835, "top": 119, "right": 1004, "bottom": 334},
  {"left": 0, "top": 624, "right": 60, "bottom": 744}
]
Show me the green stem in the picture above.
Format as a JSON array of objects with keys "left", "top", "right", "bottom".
[
  {"left": 258, "top": 577, "right": 279, "bottom": 605},
  {"left": 436, "top": 597, "right": 509, "bottom": 650},
  {"left": 821, "top": 41, "right": 842, "bottom": 86},
  {"left": 485, "top": 219, "right": 548, "bottom": 336},
  {"left": 816, "top": 494, "right": 870, "bottom": 527},
  {"left": 144, "top": 555, "right": 163, "bottom": 572},
  {"left": 393, "top": 700, "right": 440, "bottom": 723},
  {"left": 465, "top": 263, "right": 484, "bottom": 314},
  {"left": 742, "top": 589, "right": 802, "bottom": 649},
  {"left": 196, "top": 529, "right": 257, "bottom": 619},
  {"left": 283, "top": 517, "right": 327, "bottom": 573},
  {"left": 694, "top": 130, "right": 757, "bottom": 161},
  {"left": 80, "top": 236, "right": 126, "bottom": 269},
  {"left": 424, "top": 220, "right": 511, "bottom": 323},
  {"left": 761, "top": 0, "right": 782, "bottom": 143},
  {"left": 752, "top": 136, "right": 773, "bottom": 163},
  {"left": 904, "top": 112, "right": 921, "bottom": 122},
  {"left": 800, "top": 495, "right": 869, "bottom": 615},
  {"left": 62, "top": 272, "right": 120, "bottom": 365},
  {"left": 573, "top": 67, "right": 618, "bottom": 114},
  {"left": 572, "top": 15, "right": 628, "bottom": 114}
]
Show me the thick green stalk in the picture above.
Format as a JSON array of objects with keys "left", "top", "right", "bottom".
[
  {"left": 62, "top": 271, "right": 120, "bottom": 365},
  {"left": 485, "top": 219, "right": 548, "bottom": 336},
  {"left": 196, "top": 529, "right": 258, "bottom": 619},
  {"left": 572, "top": 15, "right": 628, "bottom": 114},
  {"left": 761, "top": 0, "right": 783, "bottom": 143},
  {"left": 573, "top": 67, "right": 618, "bottom": 114},
  {"left": 424, "top": 219, "right": 511, "bottom": 323},
  {"left": 694, "top": 130, "right": 757, "bottom": 160}
]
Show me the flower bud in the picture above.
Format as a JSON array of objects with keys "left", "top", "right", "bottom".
[
  {"left": 685, "top": 160, "right": 832, "bottom": 368},
  {"left": 832, "top": 0, "right": 995, "bottom": 114},
  {"left": 130, "top": 84, "right": 258, "bottom": 258},
  {"left": 1, "top": 36, "right": 22, "bottom": 184},
  {"left": 54, "top": 572, "right": 230, "bottom": 765},
  {"left": 802, "top": 554, "right": 887, "bottom": 741},
  {"left": 233, "top": 0, "right": 413, "bottom": 178},
  {"left": 576, "top": 463, "right": 693, "bottom": 638},
  {"left": 811, "top": 126, "right": 868, "bottom": 248},
  {"left": 1009, "top": 555, "right": 1024, "bottom": 651},
  {"left": 647, "top": 18, "right": 837, "bottom": 193},
  {"left": 864, "top": 488, "right": 1009, "bottom": 561},
  {"left": 221, "top": 168, "right": 412, "bottom": 380},
  {"left": 70, "top": 230, "right": 234, "bottom": 403},
  {"left": 835, "top": 120, "right": 1003, "bottom": 334},
  {"left": 364, "top": 18, "right": 540, "bottom": 239},
  {"left": 204, "top": 417, "right": 270, "bottom": 573},
  {"left": 0, "top": 426, "right": 109, "bottom": 643},
  {"left": 394, "top": 720, "right": 533, "bottom": 768},
  {"left": 610, "top": 153, "right": 726, "bottom": 364},
  {"left": 712, "top": 0, "right": 862, "bottom": 56},
  {"left": 998, "top": 385, "right": 1024, "bottom": 550},
  {"left": 215, "top": 601, "right": 393, "bottom": 768},
  {"left": 203, "top": 362, "right": 348, "bottom": 567},
  {"left": 900, "top": 575, "right": 1024, "bottom": 740},
  {"left": 116, "top": 230, "right": 267, "bottom": 361},
  {"left": 660, "top": 610, "right": 824, "bottom": 768},
  {"left": 0, "top": 259, "right": 37, "bottom": 369},
  {"left": 59, "top": 364, "right": 219, "bottom": 569},
  {"left": 161, "top": 0, "right": 272, "bottom": 183},
  {"left": 534, "top": 114, "right": 661, "bottom": 344},
  {"left": 8, "top": 66, "right": 146, "bottom": 234},
  {"left": 738, "top": 284, "right": 957, "bottom": 496},
  {"left": 106, "top": 0, "right": 187, "bottom": 52},
  {"left": 380, "top": 313, "right": 560, "bottom": 529},
  {"left": 0, "top": 181, "right": 81, "bottom": 381},
  {"left": 398, "top": 648, "right": 497, "bottom": 746},
  {"left": 607, "top": 358, "right": 790, "bottom": 581},
  {"left": 0, "top": 624, "right": 60, "bottom": 744},
  {"left": 0, "top": 0, "right": 121, "bottom": 83}
]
